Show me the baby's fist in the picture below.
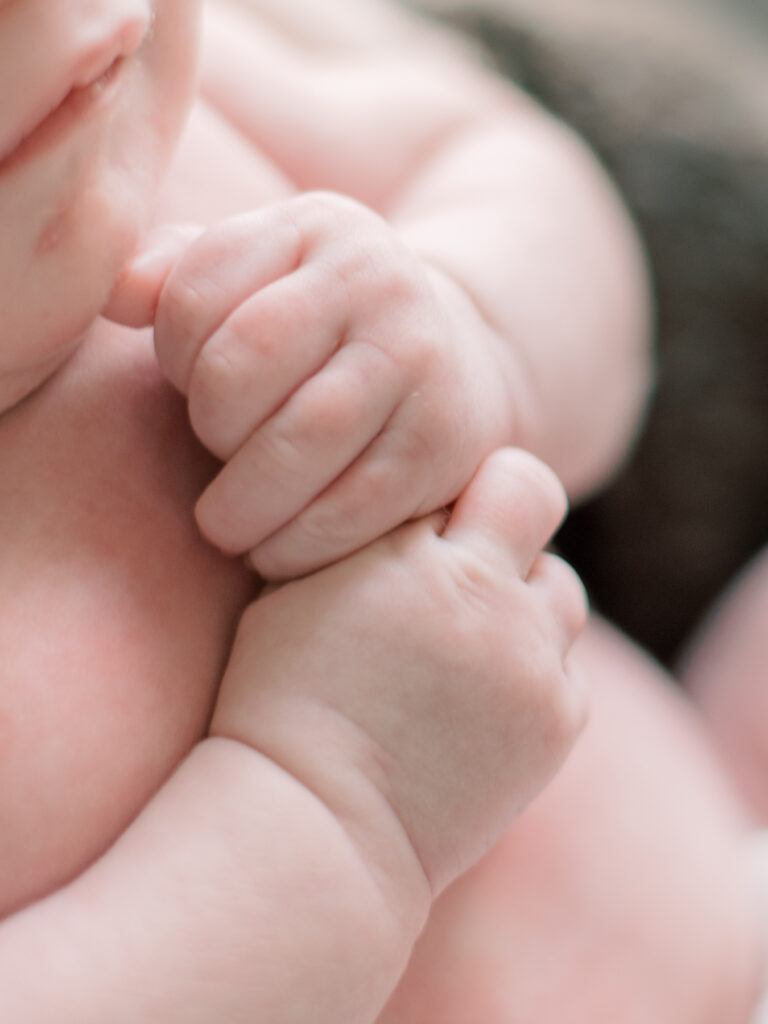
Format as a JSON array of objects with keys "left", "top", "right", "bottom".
[
  {"left": 106, "top": 193, "right": 515, "bottom": 580},
  {"left": 211, "top": 449, "right": 587, "bottom": 896}
]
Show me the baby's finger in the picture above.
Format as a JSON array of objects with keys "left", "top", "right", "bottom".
[
  {"left": 442, "top": 448, "right": 568, "bottom": 578},
  {"left": 102, "top": 224, "right": 202, "bottom": 328},
  {"left": 195, "top": 341, "right": 402, "bottom": 556},
  {"left": 154, "top": 209, "right": 305, "bottom": 393},
  {"left": 187, "top": 263, "right": 349, "bottom": 460},
  {"left": 526, "top": 552, "right": 589, "bottom": 650},
  {"left": 245, "top": 424, "right": 440, "bottom": 579}
]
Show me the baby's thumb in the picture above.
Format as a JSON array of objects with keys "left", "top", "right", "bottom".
[{"left": 102, "top": 223, "right": 202, "bottom": 328}]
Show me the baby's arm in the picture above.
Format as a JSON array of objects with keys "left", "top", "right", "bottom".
[
  {"left": 106, "top": 0, "right": 650, "bottom": 580},
  {"left": 201, "top": 0, "right": 652, "bottom": 499},
  {"left": 0, "top": 740, "right": 425, "bottom": 1023},
  {"left": 0, "top": 450, "right": 585, "bottom": 1022}
]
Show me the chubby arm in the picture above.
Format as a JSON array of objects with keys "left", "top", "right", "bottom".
[
  {"left": 0, "top": 450, "right": 584, "bottom": 1022},
  {"left": 200, "top": 0, "right": 652, "bottom": 498},
  {"left": 0, "top": 738, "right": 426, "bottom": 1024}
]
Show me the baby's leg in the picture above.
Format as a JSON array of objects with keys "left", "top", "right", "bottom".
[
  {"left": 681, "top": 545, "right": 768, "bottom": 822},
  {"left": 379, "top": 617, "right": 764, "bottom": 1024}
]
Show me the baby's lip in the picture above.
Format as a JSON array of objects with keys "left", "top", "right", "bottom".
[{"left": 0, "top": 14, "right": 148, "bottom": 166}]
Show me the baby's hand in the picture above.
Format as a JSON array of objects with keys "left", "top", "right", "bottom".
[
  {"left": 211, "top": 448, "right": 587, "bottom": 896},
  {"left": 105, "top": 194, "right": 514, "bottom": 579}
]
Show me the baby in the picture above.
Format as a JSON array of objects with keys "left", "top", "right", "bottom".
[
  {"left": 0, "top": 0, "right": 761, "bottom": 1020},
  {"left": 0, "top": 0, "right": 591, "bottom": 1016},
  {"left": 2, "top": 441, "right": 588, "bottom": 1022}
]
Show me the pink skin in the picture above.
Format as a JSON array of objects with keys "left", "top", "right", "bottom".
[
  {"left": 380, "top": 618, "right": 765, "bottom": 1024},
  {"left": 104, "top": 193, "right": 520, "bottom": 581},
  {"left": 0, "top": 448, "right": 591, "bottom": 1023},
  {"left": 0, "top": 0, "right": 230, "bottom": 917},
  {"left": 682, "top": 545, "right": 768, "bottom": 825},
  {"left": 0, "top": 0, "right": 201, "bottom": 413},
  {"left": 0, "top": 316, "right": 255, "bottom": 918},
  {"left": 1, "top": 1, "right": 762, "bottom": 1018},
  {"left": 210, "top": 447, "right": 589, "bottom": 898}
]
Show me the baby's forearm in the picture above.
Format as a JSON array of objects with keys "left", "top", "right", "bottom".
[
  {"left": 391, "top": 107, "right": 652, "bottom": 499},
  {"left": 0, "top": 739, "right": 428, "bottom": 1023}
]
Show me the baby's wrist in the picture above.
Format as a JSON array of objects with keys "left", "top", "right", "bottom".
[{"left": 207, "top": 706, "right": 433, "bottom": 937}]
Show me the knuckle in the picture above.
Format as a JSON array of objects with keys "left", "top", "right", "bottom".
[
  {"left": 160, "top": 274, "right": 207, "bottom": 332},
  {"left": 194, "top": 493, "right": 229, "bottom": 554},
  {"left": 394, "top": 324, "right": 444, "bottom": 389},
  {"left": 549, "top": 671, "right": 586, "bottom": 748},
  {"left": 252, "top": 509, "right": 356, "bottom": 581},
  {"left": 441, "top": 549, "right": 499, "bottom": 616},
  {"left": 520, "top": 456, "right": 569, "bottom": 527},
  {"left": 376, "top": 520, "right": 439, "bottom": 577},
  {"left": 378, "top": 424, "right": 439, "bottom": 493},
  {"left": 156, "top": 274, "right": 224, "bottom": 378},
  {"left": 187, "top": 338, "right": 241, "bottom": 440},
  {"left": 489, "top": 449, "right": 568, "bottom": 539},
  {"left": 272, "top": 383, "right": 361, "bottom": 459},
  {"left": 292, "top": 466, "right": 403, "bottom": 556},
  {"left": 529, "top": 645, "right": 587, "bottom": 754},
  {"left": 305, "top": 380, "right": 365, "bottom": 441},
  {"left": 290, "top": 190, "right": 364, "bottom": 238},
  {"left": 268, "top": 270, "right": 328, "bottom": 340},
  {"left": 385, "top": 253, "right": 431, "bottom": 311},
  {"left": 254, "top": 421, "right": 305, "bottom": 479},
  {"left": 296, "top": 192, "right": 395, "bottom": 277},
  {"left": 532, "top": 553, "right": 589, "bottom": 639},
  {"left": 370, "top": 279, "right": 447, "bottom": 391},
  {"left": 247, "top": 542, "right": 293, "bottom": 583},
  {"left": 292, "top": 494, "right": 361, "bottom": 551},
  {"left": 471, "top": 589, "right": 584, "bottom": 755},
  {"left": 357, "top": 451, "right": 427, "bottom": 523},
  {"left": 552, "top": 556, "right": 589, "bottom": 637}
]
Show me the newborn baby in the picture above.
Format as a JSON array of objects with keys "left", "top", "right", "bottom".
[{"left": 0, "top": 1, "right": 761, "bottom": 1021}]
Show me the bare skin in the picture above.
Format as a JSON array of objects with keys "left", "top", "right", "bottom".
[
  {"left": 105, "top": 0, "right": 652, "bottom": 579},
  {"left": 0, "top": 0, "right": 762, "bottom": 1021},
  {"left": 682, "top": 545, "right": 768, "bottom": 826},
  {"left": 0, "top": 319, "right": 254, "bottom": 915},
  {"left": 380, "top": 618, "right": 764, "bottom": 1024},
  {"left": 0, "top": 0, "right": 647, "bottom": 912},
  {"left": 0, "top": 450, "right": 588, "bottom": 1022}
]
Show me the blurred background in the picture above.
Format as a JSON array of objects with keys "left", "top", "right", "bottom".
[{"left": 411, "top": 0, "right": 768, "bottom": 668}]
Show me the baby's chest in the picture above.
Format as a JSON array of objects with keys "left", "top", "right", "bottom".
[
  {"left": 0, "top": 329, "right": 254, "bottom": 915},
  {"left": 0, "top": 90, "right": 279, "bottom": 915}
]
